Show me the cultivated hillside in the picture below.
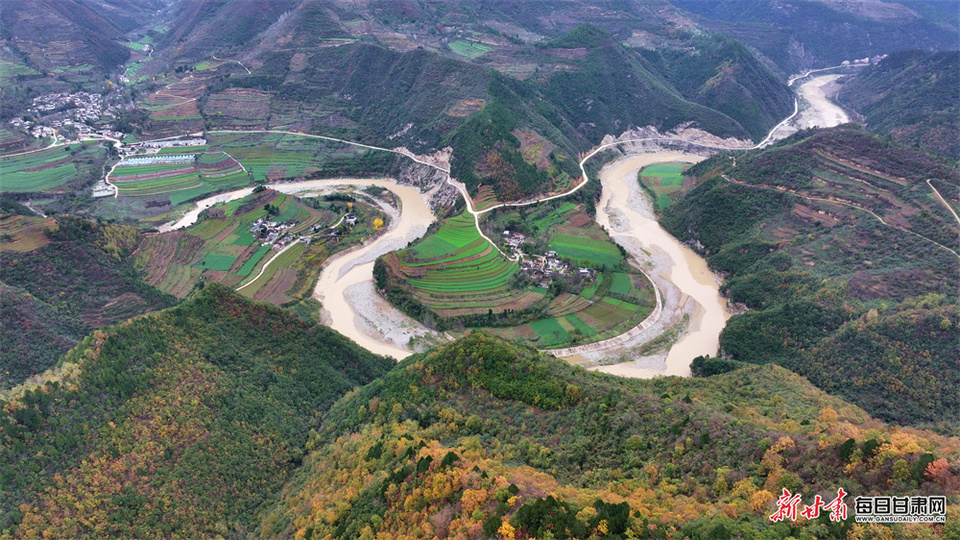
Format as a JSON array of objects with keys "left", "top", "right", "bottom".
[
  {"left": 259, "top": 332, "right": 960, "bottom": 538},
  {"left": 660, "top": 127, "right": 960, "bottom": 428},
  {"left": 0, "top": 283, "right": 393, "bottom": 537},
  {"left": 200, "top": 23, "right": 791, "bottom": 201}
]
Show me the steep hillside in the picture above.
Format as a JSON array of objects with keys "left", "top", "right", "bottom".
[
  {"left": 0, "top": 216, "right": 176, "bottom": 389},
  {"left": 837, "top": 49, "right": 960, "bottom": 159},
  {"left": 259, "top": 332, "right": 959, "bottom": 538},
  {"left": 0, "top": 283, "right": 393, "bottom": 538},
  {"left": 0, "top": 0, "right": 143, "bottom": 74},
  {"left": 204, "top": 24, "right": 790, "bottom": 200},
  {"left": 671, "top": 0, "right": 959, "bottom": 71},
  {"left": 158, "top": 0, "right": 300, "bottom": 61},
  {"left": 660, "top": 127, "right": 960, "bottom": 428},
  {"left": 640, "top": 34, "right": 796, "bottom": 141},
  {"left": 538, "top": 25, "right": 757, "bottom": 143}
]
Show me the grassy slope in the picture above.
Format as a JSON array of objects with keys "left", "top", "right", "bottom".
[
  {"left": 660, "top": 127, "right": 960, "bottom": 428},
  {"left": 259, "top": 332, "right": 960, "bottom": 539},
  {"left": 0, "top": 283, "right": 393, "bottom": 538},
  {"left": 0, "top": 216, "right": 177, "bottom": 389}
]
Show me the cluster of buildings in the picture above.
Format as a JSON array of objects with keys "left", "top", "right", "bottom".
[
  {"left": 503, "top": 230, "right": 594, "bottom": 288},
  {"left": 118, "top": 138, "right": 207, "bottom": 158},
  {"left": 249, "top": 211, "right": 360, "bottom": 250},
  {"left": 250, "top": 217, "right": 298, "bottom": 250},
  {"left": 9, "top": 92, "right": 122, "bottom": 140}
]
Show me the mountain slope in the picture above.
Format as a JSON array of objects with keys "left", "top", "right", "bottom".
[
  {"left": 539, "top": 25, "right": 758, "bottom": 143},
  {"left": 0, "top": 283, "right": 393, "bottom": 537},
  {"left": 258, "top": 332, "right": 959, "bottom": 538},
  {"left": 640, "top": 34, "right": 796, "bottom": 141},
  {"left": 0, "top": 0, "right": 165, "bottom": 74},
  {"left": 837, "top": 49, "right": 960, "bottom": 159},
  {"left": 157, "top": 0, "right": 300, "bottom": 61},
  {"left": 659, "top": 127, "right": 960, "bottom": 427},
  {"left": 0, "top": 216, "right": 177, "bottom": 389},
  {"left": 203, "top": 24, "right": 790, "bottom": 200},
  {"left": 671, "top": 0, "right": 959, "bottom": 71}
]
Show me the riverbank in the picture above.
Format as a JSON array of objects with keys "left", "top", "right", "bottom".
[{"left": 579, "top": 153, "right": 731, "bottom": 378}]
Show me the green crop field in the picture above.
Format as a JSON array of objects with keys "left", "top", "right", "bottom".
[
  {"left": 640, "top": 163, "right": 686, "bottom": 185},
  {"left": 206, "top": 131, "right": 387, "bottom": 183},
  {"left": 449, "top": 40, "right": 491, "bottom": 58},
  {"left": 548, "top": 233, "right": 622, "bottom": 268},
  {"left": 530, "top": 318, "right": 570, "bottom": 346},
  {"left": 0, "top": 143, "right": 103, "bottom": 193},
  {"left": 236, "top": 245, "right": 271, "bottom": 275},
  {"left": 532, "top": 202, "right": 577, "bottom": 231},
  {"left": 197, "top": 253, "right": 237, "bottom": 271},
  {"left": 0, "top": 59, "right": 40, "bottom": 79},
  {"left": 639, "top": 162, "right": 690, "bottom": 209},
  {"left": 564, "top": 314, "right": 598, "bottom": 337},
  {"left": 389, "top": 212, "right": 523, "bottom": 307},
  {"left": 110, "top": 151, "right": 250, "bottom": 204},
  {"left": 609, "top": 272, "right": 632, "bottom": 295}
]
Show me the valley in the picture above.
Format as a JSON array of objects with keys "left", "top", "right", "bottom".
[
  {"left": 9, "top": 72, "right": 867, "bottom": 370},
  {"left": 1, "top": 2, "right": 958, "bottom": 537}
]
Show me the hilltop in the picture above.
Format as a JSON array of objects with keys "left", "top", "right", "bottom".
[
  {"left": 259, "top": 332, "right": 959, "bottom": 538},
  {"left": 0, "top": 283, "right": 393, "bottom": 537},
  {"left": 659, "top": 127, "right": 960, "bottom": 429}
]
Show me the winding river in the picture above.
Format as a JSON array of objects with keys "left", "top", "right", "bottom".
[
  {"left": 591, "top": 153, "right": 729, "bottom": 377},
  {"left": 158, "top": 72, "right": 851, "bottom": 374}
]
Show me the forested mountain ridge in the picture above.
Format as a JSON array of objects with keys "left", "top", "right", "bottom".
[
  {"left": 837, "top": 49, "right": 960, "bottom": 160},
  {"left": 0, "top": 215, "right": 177, "bottom": 390},
  {"left": 660, "top": 127, "right": 960, "bottom": 429},
  {"left": 0, "top": 283, "right": 393, "bottom": 538},
  {"left": 258, "top": 332, "right": 960, "bottom": 539}
]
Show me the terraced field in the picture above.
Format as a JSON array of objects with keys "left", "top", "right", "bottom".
[
  {"left": 0, "top": 215, "right": 57, "bottom": 252},
  {"left": 548, "top": 233, "right": 622, "bottom": 268},
  {"left": 381, "top": 201, "right": 658, "bottom": 348},
  {"left": 110, "top": 150, "right": 249, "bottom": 205},
  {"left": 0, "top": 142, "right": 105, "bottom": 193},
  {"left": 135, "top": 189, "right": 385, "bottom": 305},
  {"left": 499, "top": 270, "right": 656, "bottom": 347},
  {"left": 382, "top": 213, "right": 526, "bottom": 312},
  {"left": 449, "top": 40, "right": 491, "bottom": 58},
  {"left": 211, "top": 132, "right": 387, "bottom": 182}
]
